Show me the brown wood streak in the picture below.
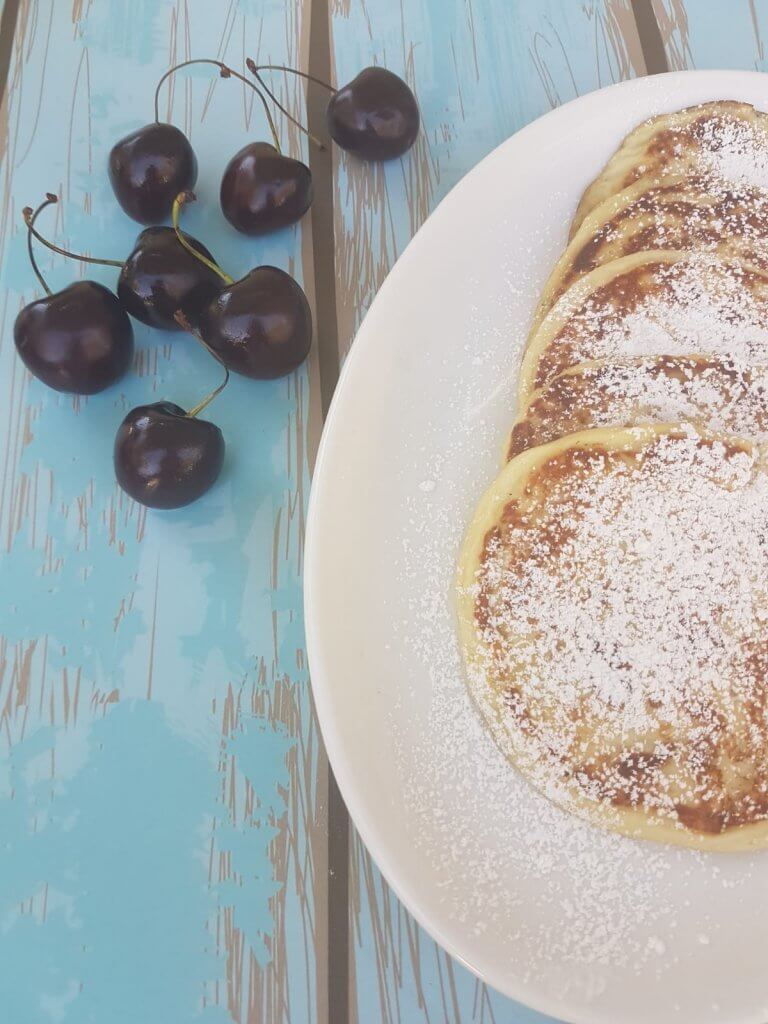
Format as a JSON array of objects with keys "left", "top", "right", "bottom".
[
  {"left": 0, "top": 0, "right": 34, "bottom": 557},
  {"left": 199, "top": 1, "right": 327, "bottom": 1021},
  {"left": 650, "top": 0, "right": 694, "bottom": 70},
  {"left": 0, "top": 0, "right": 112, "bottom": 755},
  {"left": 749, "top": 0, "right": 765, "bottom": 65},
  {"left": 531, "top": 2, "right": 645, "bottom": 108},
  {"left": 0, "top": 0, "right": 56, "bottom": 779},
  {"left": 215, "top": 663, "right": 321, "bottom": 1024},
  {"left": 351, "top": 831, "right": 505, "bottom": 1024}
]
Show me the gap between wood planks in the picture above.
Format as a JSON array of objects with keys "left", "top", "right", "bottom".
[
  {"left": 631, "top": 0, "right": 670, "bottom": 74},
  {"left": 306, "top": 3, "right": 350, "bottom": 1024}
]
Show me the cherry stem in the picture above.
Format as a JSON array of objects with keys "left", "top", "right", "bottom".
[
  {"left": 245, "top": 59, "right": 326, "bottom": 150},
  {"left": 174, "top": 310, "right": 230, "bottom": 418},
  {"left": 154, "top": 58, "right": 281, "bottom": 152},
  {"left": 24, "top": 195, "right": 58, "bottom": 296},
  {"left": 247, "top": 62, "right": 336, "bottom": 93},
  {"left": 171, "top": 192, "right": 234, "bottom": 286},
  {"left": 23, "top": 199, "right": 124, "bottom": 271}
]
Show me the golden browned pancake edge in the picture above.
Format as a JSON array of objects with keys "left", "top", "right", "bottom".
[
  {"left": 532, "top": 176, "right": 768, "bottom": 334},
  {"left": 571, "top": 100, "right": 768, "bottom": 236},
  {"left": 506, "top": 355, "right": 768, "bottom": 461},
  {"left": 518, "top": 251, "right": 768, "bottom": 405},
  {"left": 458, "top": 425, "right": 768, "bottom": 850}
]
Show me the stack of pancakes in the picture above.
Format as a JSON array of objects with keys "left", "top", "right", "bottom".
[{"left": 459, "top": 102, "right": 768, "bottom": 851}]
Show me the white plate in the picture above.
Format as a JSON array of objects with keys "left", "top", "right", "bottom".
[{"left": 305, "top": 71, "right": 768, "bottom": 1024}]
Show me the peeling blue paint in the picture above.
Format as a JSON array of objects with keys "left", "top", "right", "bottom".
[{"left": 1, "top": 0, "right": 313, "bottom": 1020}]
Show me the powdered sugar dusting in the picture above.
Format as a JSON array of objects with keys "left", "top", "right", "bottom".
[
  {"left": 467, "top": 430, "right": 768, "bottom": 831},
  {"left": 390, "top": 372, "right": 758, "bottom": 989},
  {"left": 327, "top": 96, "right": 768, "bottom": 1014},
  {"left": 595, "top": 359, "right": 768, "bottom": 437},
  {"left": 695, "top": 113, "right": 768, "bottom": 192},
  {"left": 512, "top": 356, "right": 768, "bottom": 457},
  {"left": 537, "top": 256, "right": 768, "bottom": 389},
  {"left": 553, "top": 177, "right": 768, "bottom": 312},
  {"left": 396, "top": 428, "right": 675, "bottom": 976}
]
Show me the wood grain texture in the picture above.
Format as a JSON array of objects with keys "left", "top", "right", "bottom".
[
  {"left": 651, "top": 0, "right": 768, "bottom": 70},
  {"left": 7, "top": 0, "right": 742, "bottom": 1019},
  {"left": 0, "top": 2, "right": 325, "bottom": 1022},
  {"left": 327, "top": 2, "right": 645, "bottom": 1020}
]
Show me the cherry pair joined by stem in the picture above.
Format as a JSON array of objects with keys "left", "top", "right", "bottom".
[
  {"left": 108, "top": 58, "right": 420, "bottom": 234},
  {"left": 14, "top": 195, "right": 133, "bottom": 395},
  {"left": 109, "top": 59, "right": 313, "bottom": 236},
  {"left": 221, "top": 62, "right": 420, "bottom": 230}
]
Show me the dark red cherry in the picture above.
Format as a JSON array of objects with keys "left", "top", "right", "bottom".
[
  {"left": 109, "top": 56, "right": 286, "bottom": 227},
  {"left": 114, "top": 401, "right": 224, "bottom": 509},
  {"left": 220, "top": 142, "right": 312, "bottom": 235},
  {"left": 109, "top": 123, "right": 197, "bottom": 225},
  {"left": 14, "top": 280, "right": 133, "bottom": 394},
  {"left": 199, "top": 266, "right": 311, "bottom": 379},
  {"left": 326, "top": 67, "right": 419, "bottom": 161},
  {"left": 117, "top": 227, "right": 222, "bottom": 331}
]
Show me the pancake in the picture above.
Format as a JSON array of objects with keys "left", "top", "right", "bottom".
[
  {"left": 507, "top": 355, "right": 768, "bottom": 460},
  {"left": 518, "top": 251, "right": 768, "bottom": 405},
  {"left": 571, "top": 100, "right": 768, "bottom": 236},
  {"left": 457, "top": 424, "right": 768, "bottom": 850},
  {"left": 534, "top": 176, "right": 768, "bottom": 331}
]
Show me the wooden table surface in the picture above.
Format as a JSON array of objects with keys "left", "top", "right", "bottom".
[{"left": 0, "top": 1, "right": 764, "bottom": 1022}]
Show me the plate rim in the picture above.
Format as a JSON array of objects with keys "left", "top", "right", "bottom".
[{"left": 304, "top": 68, "right": 768, "bottom": 1023}]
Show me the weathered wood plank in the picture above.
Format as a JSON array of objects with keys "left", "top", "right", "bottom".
[
  {"left": 0, "top": 2, "right": 324, "bottom": 1022},
  {"left": 327, "top": 1, "right": 645, "bottom": 1020}
]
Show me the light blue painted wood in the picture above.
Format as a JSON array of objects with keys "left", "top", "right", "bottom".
[
  {"left": 328, "top": 1, "right": 644, "bottom": 1020},
  {"left": 653, "top": 0, "right": 768, "bottom": 71},
  {"left": 0, "top": 2, "right": 320, "bottom": 1022},
  {"left": 329, "top": 0, "right": 643, "bottom": 362}
]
